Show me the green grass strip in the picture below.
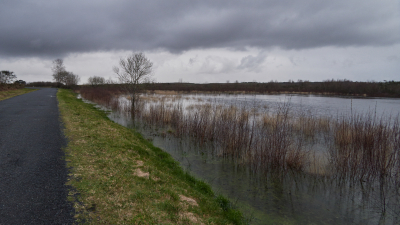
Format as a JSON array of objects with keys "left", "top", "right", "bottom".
[
  {"left": 0, "top": 88, "right": 37, "bottom": 101},
  {"left": 57, "top": 89, "right": 245, "bottom": 224}
]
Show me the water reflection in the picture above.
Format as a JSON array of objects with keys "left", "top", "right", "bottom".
[{"left": 202, "top": 93, "right": 400, "bottom": 118}]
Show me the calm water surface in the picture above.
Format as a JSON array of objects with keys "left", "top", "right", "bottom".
[{"left": 176, "top": 93, "right": 400, "bottom": 118}]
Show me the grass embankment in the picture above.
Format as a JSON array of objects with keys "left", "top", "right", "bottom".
[
  {"left": 0, "top": 88, "right": 36, "bottom": 101},
  {"left": 57, "top": 89, "right": 244, "bottom": 224}
]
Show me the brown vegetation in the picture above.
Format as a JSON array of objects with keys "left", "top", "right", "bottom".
[
  {"left": 142, "top": 80, "right": 400, "bottom": 97},
  {"left": 329, "top": 113, "right": 400, "bottom": 181},
  {"left": 0, "top": 83, "right": 25, "bottom": 91},
  {"left": 79, "top": 86, "right": 400, "bottom": 187}
]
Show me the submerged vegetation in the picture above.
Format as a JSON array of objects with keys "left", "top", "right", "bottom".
[
  {"left": 80, "top": 86, "right": 400, "bottom": 180},
  {"left": 58, "top": 89, "right": 245, "bottom": 224},
  {"left": 330, "top": 113, "right": 400, "bottom": 181},
  {"left": 79, "top": 85, "right": 400, "bottom": 223}
]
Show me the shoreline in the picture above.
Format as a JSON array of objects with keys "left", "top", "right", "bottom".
[
  {"left": 57, "top": 89, "right": 246, "bottom": 224},
  {"left": 143, "top": 90, "right": 397, "bottom": 99}
]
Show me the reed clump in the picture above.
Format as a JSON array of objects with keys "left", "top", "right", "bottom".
[
  {"left": 79, "top": 86, "right": 122, "bottom": 112},
  {"left": 329, "top": 113, "right": 400, "bottom": 182},
  {"left": 135, "top": 95, "right": 311, "bottom": 174}
]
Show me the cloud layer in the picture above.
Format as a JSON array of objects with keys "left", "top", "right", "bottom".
[{"left": 1, "top": 0, "right": 399, "bottom": 57}]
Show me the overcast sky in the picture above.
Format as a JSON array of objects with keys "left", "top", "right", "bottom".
[{"left": 1, "top": 0, "right": 399, "bottom": 83}]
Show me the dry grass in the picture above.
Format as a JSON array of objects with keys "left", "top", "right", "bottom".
[{"left": 0, "top": 88, "right": 37, "bottom": 101}]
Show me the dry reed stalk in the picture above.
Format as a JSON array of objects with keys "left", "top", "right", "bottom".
[{"left": 328, "top": 113, "right": 399, "bottom": 183}]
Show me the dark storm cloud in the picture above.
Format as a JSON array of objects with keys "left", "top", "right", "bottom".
[{"left": 0, "top": 0, "right": 398, "bottom": 57}]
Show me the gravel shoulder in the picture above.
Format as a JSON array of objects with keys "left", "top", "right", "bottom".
[{"left": 0, "top": 88, "right": 74, "bottom": 224}]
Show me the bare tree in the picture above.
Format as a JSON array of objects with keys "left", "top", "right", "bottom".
[
  {"left": 57, "top": 71, "right": 70, "bottom": 85},
  {"left": 51, "top": 59, "right": 80, "bottom": 86},
  {"left": 88, "top": 76, "right": 106, "bottom": 85},
  {"left": 65, "top": 72, "right": 80, "bottom": 86},
  {"left": 105, "top": 77, "right": 115, "bottom": 84},
  {"left": 0, "top": 71, "right": 17, "bottom": 84},
  {"left": 113, "top": 52, "right": 153, "bottom": 113},
  {"left": 51, "top": 59, "right": 66, "bottom": 84}
]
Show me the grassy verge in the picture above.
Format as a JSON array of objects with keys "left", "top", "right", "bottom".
[
  {"left": 57, "top": 89, "right": 245, "bottom": 224},
  {"left": 0, "top": 88, "right": 37, "bottom": 101}
]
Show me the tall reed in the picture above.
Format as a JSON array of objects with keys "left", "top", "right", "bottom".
[
  {"left": 329, "top": 113, "right": 400, "bottom": 182},
  {"left": 134, "top": 95, "right": 311, "bottom": 174},
  {"left": 80, "top": 86, "right": 122, "bottom": 111}
]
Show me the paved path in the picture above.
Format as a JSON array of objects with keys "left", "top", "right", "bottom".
[{"left": 0, "top": 88, "right": 74, "bottom": 224}]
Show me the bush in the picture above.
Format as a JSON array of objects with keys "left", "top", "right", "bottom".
[{"left": 0, "top": 83, "right": 25, "bottom": 91}]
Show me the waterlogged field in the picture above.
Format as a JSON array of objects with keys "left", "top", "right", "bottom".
[{"left": 80, "top": 88, "right": 400, "bottom": 224}]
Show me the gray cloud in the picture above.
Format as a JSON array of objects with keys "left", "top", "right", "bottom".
[
  {"left": 238, "top": 52, "right": 267, "bottom": 72},
  {"left": 386, "top": 55, "right": 398, "bottom": 62},
  {"left": 1, "top": 0, "right": 399, "bottom": 57}
]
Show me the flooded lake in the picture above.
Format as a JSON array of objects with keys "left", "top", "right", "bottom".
[
  {"left": 82, "top": 93, "right": 400, "bottom": 224},
  {"left": 150, "top": 93, "right": 400, "bottom": 119}
]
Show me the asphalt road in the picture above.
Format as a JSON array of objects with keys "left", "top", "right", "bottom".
[{"left": 0, "top": 88, "right": 74, "bottom": 224}]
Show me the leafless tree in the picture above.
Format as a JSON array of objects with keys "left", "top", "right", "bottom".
[
  {"left": 51, "top": 59, "right": 66, "bottom": 84},
  {"left": 65, "top": 72, "right": 80, "bottom": 86},
  {"left": 88, "top": 76, "right": 106, "bottom": 85},
  {"left": 51, "top": 59, "right": 80, "bottom": 86},
  {"left": 0, "top": 71, "right": 17, "bottom": 84},
  {"left": 105, "top": 77, "right": 115, "bottom": 84},
  {"left": 113, "top": 52, "right": 153, "bottom": 113}
]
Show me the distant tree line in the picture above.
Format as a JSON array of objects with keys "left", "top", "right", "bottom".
[
  {"left": 25, "top": 81, "right": 63, "bottom": 88},
  {"left": 26, "top": 53, "right": 400, "bottom": 98},
  {"left": 142, "top": 80, "right": 400, "bottom": 97},
  {"left": 78, "top": 79, "right": 400, "bottom": 98},
  {"left": 87, "top": 76, "right": 106, "bottom": 85}
]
